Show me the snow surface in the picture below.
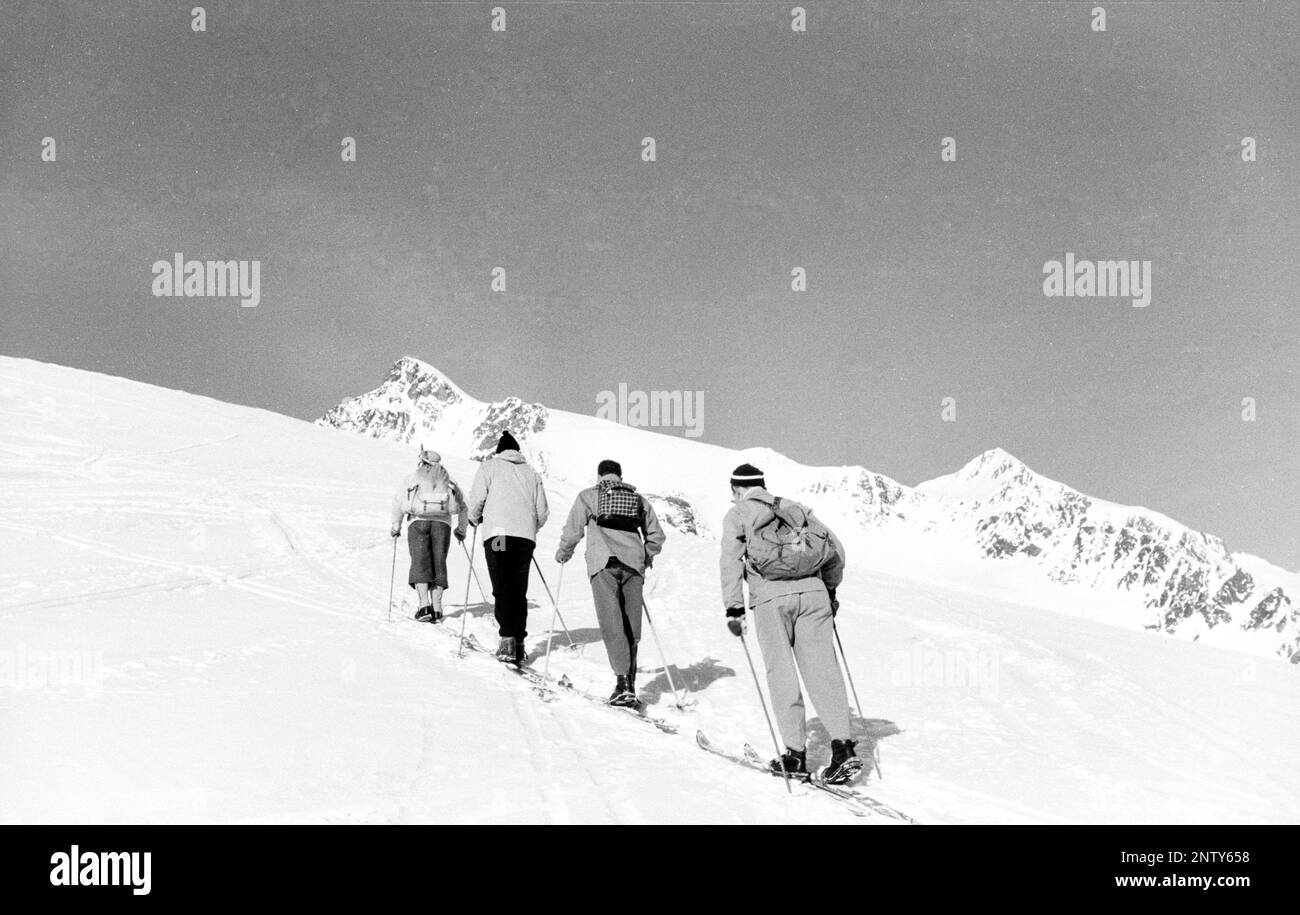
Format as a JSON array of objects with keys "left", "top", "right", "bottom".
[{"left": 1, "top": 357, "right": 1297, "bottom": 824}]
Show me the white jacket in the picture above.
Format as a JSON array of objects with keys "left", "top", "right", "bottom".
[{"left": 465, "top": 450, "right": 549, "bottom": 543}]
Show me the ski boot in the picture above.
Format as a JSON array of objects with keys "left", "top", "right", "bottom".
[
  {"left": 608, "top": 676, "right": 638, "bottom": 707},
  {"left": 822, "top": 739, "right": 864, "bottom": 785},
  {"left": 770, "top": 746, "right": 809, "bottom": 779},
  {"left": 414, "top": 605, "right": 434, "bottom": 623},
  {"left": 495, "top": 637, "right": 518, "bottom": 665}
]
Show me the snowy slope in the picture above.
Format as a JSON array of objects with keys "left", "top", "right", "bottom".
[
  {"left": 2, "top": 356, "right": 1298, "bottom": 825},
  {"left": 322, "top": 357, "right": 1300, "bottom": 665}
]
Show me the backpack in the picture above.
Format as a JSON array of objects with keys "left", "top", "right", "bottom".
[
  {"left": 407, "top": 481, "right": 453, "bottom": 516},
  {"left": 594, "top": 480, "right": 644, "bottom": 533},
  {"left": 744, "top": 497, "right": 836, "bottom": 581}
]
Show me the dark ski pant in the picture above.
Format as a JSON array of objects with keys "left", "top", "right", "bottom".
[
  {"left": 752, "top": 589, "right": 851, "bottom": 749},
  {"left": 590, "top": 558, "right": 643, "bottom": 678},
  {"left": 483, "top": 535, "right": 535, "bottom": 641},
  {"left": 407, "top": 519, "right": 452, "bottom": 589}
]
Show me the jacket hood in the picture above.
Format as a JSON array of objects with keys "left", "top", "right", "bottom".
[{"left": 493, "top": 449, "right": 527, "bottom": 465}]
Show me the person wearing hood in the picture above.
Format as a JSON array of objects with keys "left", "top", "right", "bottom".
[
  {"left": 465, "top": 431, "right": 550, "bottom": 665},
  {"left": 390, "top": 449, "right": 468, "bottom": 622},
  {"left": 554, "top": 459, "right": 666, "bottom": 706}
]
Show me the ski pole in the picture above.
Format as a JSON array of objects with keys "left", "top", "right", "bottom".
[
  {"left": 640, "top": 597, "right": 687, "bottom": 709},
  {"left": 832, "top": 621, "right": 864, "bottom": 724},
  {"left": 456, "top": 532, "right": 479, "bottom": 659},
  {"left": 531, "top": 557, "right": 576, "bottom": 649},
  {"left": 832, "top": 619, "right": 880, "bottom": 780},
  {"left": 459, "top": 538, "right": 490, "bottom": 605},
  {"left": 386, "top": 533, "right": 399, "bottom": 623},
  {"left": 739, "top": 597, "right": 792, "bottom": 795},
  {"left": 541, "top": 563, "right": 566, "bottom": 684},
  {"left": 740, "top": 636, "right": 791, "bottom": 795}
]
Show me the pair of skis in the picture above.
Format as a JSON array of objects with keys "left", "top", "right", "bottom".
[
  {"left": 457, "top": 631, "right": 680, "bottom": 735},
  {"left": 399, "top": 603, "right": 680, "bottom": 733},
  {"left": 400, "top": 606, "right": 913, "bottom": 823},
  {"left": 696, "top": 731, "right": 918, "bottom": 824}
]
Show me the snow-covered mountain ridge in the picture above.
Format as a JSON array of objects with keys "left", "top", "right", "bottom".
[
  {"left": 4, "top": 354, "right": 1297, "bottom": 825},
  {"left": 320, "top": 357, "right": 1298, "bottom": 665}
]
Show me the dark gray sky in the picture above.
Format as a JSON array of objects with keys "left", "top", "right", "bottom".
[{"left": 2, "top": 1, "right": 1297, "bottom": 567}]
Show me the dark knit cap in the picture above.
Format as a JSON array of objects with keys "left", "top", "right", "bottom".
[
  {"left": 597, "top": 459, "right": 622, "bottom": 478},
  {"left": 730, "top": 463, "right": 765, "bottom": 489},
  {"left": 496, "top": 431, "right": 520, "bottom": 453}
]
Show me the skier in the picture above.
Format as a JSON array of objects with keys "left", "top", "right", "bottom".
[
  {"left": 554, "top": 459, "right": 667, "bottom": 707},
  {"left": 466, "top": 431, "right": 549, "bottom": 665},
  {"left": 390, "top": 449, "right": 468, "bottom": 622},
  {"left": 719, "top": 463, "right": 862, "bottom": 784}
]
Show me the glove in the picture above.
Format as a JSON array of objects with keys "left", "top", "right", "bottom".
[
  {"left": 390, "top": 527, "right": 401, "bottom": 539},
  {"left": 454, "top": 529, "right": 465, "bottom": 543},
  {"left": 554, "top": 551, "right": 569, "bottom": 565},
  {"left": 828, "top": 588, "right": 839, "bottom": 618},
  {"left": 725, "top": 607, "right": 745, "bottom": 637}
]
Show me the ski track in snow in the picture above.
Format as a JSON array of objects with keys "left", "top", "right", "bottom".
[{"left": 1, "top": 359, "right": 1298, "bottom": 824}]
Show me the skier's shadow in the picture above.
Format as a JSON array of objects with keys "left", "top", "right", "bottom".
[
  {"left": 806, "top": 716, "right": 902, "bottom": 778},
  {"left": 523, "top": 626, "right": 605, "bottom": 662},
  {"left": 445, "top": 600, "right": 495, "bottom": 620},
  {"left": 444, "top": 598, "right": 604, "bottom": 655},
  {"left": 637, "top": 656, "right": 736, "bottom": 705}
]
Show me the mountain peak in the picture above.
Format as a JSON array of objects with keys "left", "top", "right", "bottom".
[
  {"left": 388, "top": 354, "right": 445, "bottom": 381},
  {"left": 958, "top": 448, "right": 1034, "bottom": 482},
  {"left": 384, "top": 356, "right": 472, "bottom": 405},
  {"left": 914, "top": 447, "right": 1054, "bottom": 505}
]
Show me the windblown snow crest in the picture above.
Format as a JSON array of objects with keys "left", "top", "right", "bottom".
[{"left": 318, "top": 358, "right": 1298, "bottom": 664}]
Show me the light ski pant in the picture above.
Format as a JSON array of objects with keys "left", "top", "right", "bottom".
[
  {"left": 483, "top": 535, "right": 535, "bottom": 641},
  {"left": 751, "top": 589, "right": 851, "bottom": 749},
  {"left": 590, "top": 559, "right": 643, "bottom": 678}
]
